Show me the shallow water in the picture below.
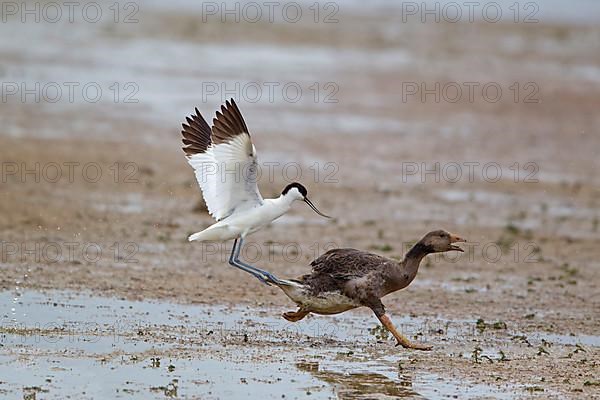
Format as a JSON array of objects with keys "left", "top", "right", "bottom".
[{"left": 0, "top": 290, "right": 528, "bottom": 399}]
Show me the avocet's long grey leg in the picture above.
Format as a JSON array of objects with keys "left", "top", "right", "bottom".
[
  {"left": 228, "top": 238, "right": 271, "bottom": 285},
  {"left": 231, "top": 238, "right": 287, "bottom": 286}
]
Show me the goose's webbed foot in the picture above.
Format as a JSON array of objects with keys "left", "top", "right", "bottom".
[{"left": 282, "top": 309, "right": 309, "bottom": 322}]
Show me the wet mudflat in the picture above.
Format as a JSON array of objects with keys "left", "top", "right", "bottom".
[
  {"left": 1, "top": 0, "right": 600, "bottom": 398},
  {"left": 3, "top": 289, "right": 580, "bottom": 399}
]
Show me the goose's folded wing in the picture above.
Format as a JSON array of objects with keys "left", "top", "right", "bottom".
[
  {"left": 309, "top": 248, "right": 392, "bottom": 280},
  {"left": 182, "top": 99, "right": 263, "bottom": 221}
]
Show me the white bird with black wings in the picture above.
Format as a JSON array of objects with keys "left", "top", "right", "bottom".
[{"left": 181, "top": 99, "right": 330, "bottom": 285}]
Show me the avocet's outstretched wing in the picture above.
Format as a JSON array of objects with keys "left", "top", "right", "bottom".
[{"left": 181, "top": 99, "right": 263, "bottom": 221}]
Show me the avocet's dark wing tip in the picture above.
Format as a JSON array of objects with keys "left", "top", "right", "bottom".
[
  {"left": 212, "top": 98, "right": 250, "bottom": 145},
  {"left": 181, "top": 107, "right": 212, "bottom": 156}
]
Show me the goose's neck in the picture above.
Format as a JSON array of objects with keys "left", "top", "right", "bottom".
[
  {"left": 403, "top": 242, "right": 431, "bottom": 271},
  {"left": 385, "top": 242, "right": 431, "bottom": 293}
]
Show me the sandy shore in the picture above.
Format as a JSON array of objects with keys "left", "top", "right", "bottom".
[{"left": 1, "top": 2, "right": 599, "bottom": 398}]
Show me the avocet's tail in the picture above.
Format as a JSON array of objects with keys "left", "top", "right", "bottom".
[
  {"left": 188, "top": 225, "right": 229, "bottom": 242},
  {"left": 188, "top": 231, "right": 205, "bottom": 242}
]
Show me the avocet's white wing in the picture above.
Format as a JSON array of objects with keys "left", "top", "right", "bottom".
[{"left": 181, "top": 99, "right": 263, "bottom": 221}]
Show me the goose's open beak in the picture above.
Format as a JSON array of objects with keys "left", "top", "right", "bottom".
[
  {"left": 449, "top": 233, "right": 466, "bottom": 252},
  {"left": 304, "top": 197, "right": 331, "bottom": 219}
]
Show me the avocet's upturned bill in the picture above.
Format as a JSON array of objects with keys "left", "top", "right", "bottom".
[{"left": 181, "top": 99, "right": 331, "bottom": 285}]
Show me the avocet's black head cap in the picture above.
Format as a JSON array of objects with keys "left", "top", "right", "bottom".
[
  {"left": 282, "top": 182, "right": 331, "bottom": 218},
  {"left": 282, "top": 182, "right": 307, "bottom": 197}
]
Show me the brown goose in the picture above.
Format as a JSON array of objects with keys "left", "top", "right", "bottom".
[{"left": 249, "top": 230, "right": 465, "bottom": 350}]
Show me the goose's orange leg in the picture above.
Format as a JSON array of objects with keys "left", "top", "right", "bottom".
[{"left": 377, "top": 314, "right": 432, "bottom": 351}]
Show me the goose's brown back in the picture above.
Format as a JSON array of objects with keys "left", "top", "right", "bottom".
[{"left": 301, "top": 248, "right": 396, "bottom": 296}]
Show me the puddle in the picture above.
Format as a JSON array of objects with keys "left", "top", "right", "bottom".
[
  {"left": 297, "top": 360, "right": 420, "bottom": 398},
  {"left": 0, "top": 290, "right": 531, "bottom": 399},
  {"left": 529, "top": 332, "right": 600, "bottom": 347},
  {"left": 414, "top": 373, "right": 514, "bottom": 400},
  {"left": 298, "top": 361, "right": 515, "bottom": 400},
  {"left": 0, "top": 355, "right": 330, "bottom": 400},
  {"left": 3, "top": 290, "right": 478, "bottom": 347},
  {"left": 0, "top": 290, "right": 374, "bottom": 347}
]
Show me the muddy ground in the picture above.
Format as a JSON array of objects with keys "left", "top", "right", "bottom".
[{"left": 1, "top": 1, "right": 599, "bottom": 399}]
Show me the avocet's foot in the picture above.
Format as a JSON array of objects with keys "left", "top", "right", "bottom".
[{"left": 282, "top": 309, "right": 309, "bottom": 322}]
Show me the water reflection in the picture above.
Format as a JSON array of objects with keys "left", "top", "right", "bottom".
[{"left": 296, "top": 361, "right": 424, "bottom": 399}]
